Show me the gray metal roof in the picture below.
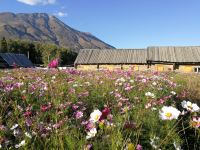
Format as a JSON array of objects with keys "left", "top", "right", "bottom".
[
  {"left": 0, "top": 53, "right": 33, "bottom": 67},
  {"left": 147, "top": 46, "right": 200, "bottom": 63},
  {"left": 74, "top": 49, "right": 147, "bottom": 64},
  {"left": 75, "top": 46, "right": 200, "bottom": 65}
]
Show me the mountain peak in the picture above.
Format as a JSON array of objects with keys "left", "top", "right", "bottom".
[{"left": 0, "top": 12, "right": 114, "bottom": 51}]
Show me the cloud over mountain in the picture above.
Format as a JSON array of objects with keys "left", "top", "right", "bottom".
[
  {"left": 54, "top": 12, "right": 68, "bottom": 17},
  {"left": 17, "top": 0, "right": 56, "bottom": 5}
]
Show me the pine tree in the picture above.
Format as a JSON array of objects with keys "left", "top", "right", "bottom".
[{"left": 0, "top": 37, "right": 8, "bottom": 53}]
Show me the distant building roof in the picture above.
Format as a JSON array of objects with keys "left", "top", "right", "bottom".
[
  {"left": 75, "top": 47, "right": 200, "bottom": 65},
  {"left": 0, "top": 53, "right": 33, "bottom": 67},
  {"left": 75, "top": 49, "right": 147, "bottom": 65},
  {"left": 147, "top": 46, "right": 200, "bottom": 63}
]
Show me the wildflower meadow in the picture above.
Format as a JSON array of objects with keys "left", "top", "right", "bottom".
[{"left": 0, "top": 69, "right": 199, "bottom": 149}]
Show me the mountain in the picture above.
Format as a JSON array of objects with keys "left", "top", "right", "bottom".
[{"left": 0, "top": 12, "right": 114, "bottom": 52}]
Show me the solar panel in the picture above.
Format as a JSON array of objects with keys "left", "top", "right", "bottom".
[
  {"left": 0, "top": 53, "right": 33, "bottom": 68},
  {"left": 17, "top": 54, "right": 33, "bottom": 67},
  {"left": 0, "top": 53, "right": 15, "bottom": 66}
]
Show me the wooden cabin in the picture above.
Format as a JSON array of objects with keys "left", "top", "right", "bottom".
[
  {"left": 75, "top": 46, "right": 200, "bottom": 73},
  {"left": 74, "top": 49, "right": 147, "bottom": 71},
  {"left": 147, "top": 46, "right": 200, "bottom": 73}
]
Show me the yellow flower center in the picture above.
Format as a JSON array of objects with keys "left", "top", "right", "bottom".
[
  {"left": 188, "top": 105, "right": 193, "bottom": 109},
  {"left": 165, "top": 112, "right": 172, "bottom": 118},
  {"left": 95, "top": 115, "right": 99, "bottom": 120}
]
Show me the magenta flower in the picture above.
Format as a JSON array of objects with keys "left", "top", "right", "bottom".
[
  {"left": 100, "top": 107, "right": 110, "bottom": 121},
  {"left": 40, "top": 103, "right": 52, "bottom": 112},
  {"left": 48, "top": 58, "right": 59, "bottom": 68}
]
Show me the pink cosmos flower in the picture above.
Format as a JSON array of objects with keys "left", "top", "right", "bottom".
[
  {"left": 53, "top": 120, "right": 64, "bottom": 129},
  {"left": 48, "top": 58, "right": 59, "bottom": 68},
  {"left": 75, "top": 111, "right": 83, "bottom": 119},
  {"left": 136, "top": 144, "right": 142, "bottom": 150},
  {"left": 84, "top": 144, "right": 92, "bottom": 150},
  {"left": 25, "top": 119, "right": 32, "bottom": 126},
  {"left": 66, "top": 78, "right": 75, "bottom": 83},
  {"left": 145, "top": 103, "right": 152, "bottom": 109},
  {"left": 159, "top": 99, "right": 165, "bottom": 104},
  {"left": 23, "top": 111, "right": 32, "bottom": 117},
  {"left": 86, "top": 121, "right": 95, "bottom": 130},
  {"left": 118, "top": 102, "right": 123, "bottom": 107},
  {"left": 72, "top": 105, "right": 79, "bottom": 110},
  {"left": 115, "top": 92, "right": 121, "bottom": 98},
  {"left": 125, "top": 86, "right": 133, "bottom": 91},
  {"left": 107, "top": 114, "right": 113, "bottom": 121},
  {"left": 68, "top": 88, "right": 75, "bottom": 94},
  {"left": 40, "top": 103, "right": 52, "bottom": 112},
  {"left": 81, "top": 121, "right": 88, "bottom": 126}
]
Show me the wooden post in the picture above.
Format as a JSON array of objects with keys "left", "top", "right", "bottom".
[{"left": 27, "top": 51, "right": 30, "bottom": 59}]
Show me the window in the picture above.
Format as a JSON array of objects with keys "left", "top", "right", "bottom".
[
  {"left": 174, "top": 64, "right": 179, "bottom": 70},
  {"left": 194, "top": 67, "right": 200, "bottom": 73}
]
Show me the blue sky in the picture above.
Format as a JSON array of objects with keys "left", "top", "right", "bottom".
[{"left": 0, "top": 0, "right": 200, "bottom": 48}]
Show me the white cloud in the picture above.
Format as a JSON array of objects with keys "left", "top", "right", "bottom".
[
  {"left": 54, "top": 12, "right": 68, "bottom": 17},
  {"left": 17, "top": 0, "right": 56, "bottom": 5}
]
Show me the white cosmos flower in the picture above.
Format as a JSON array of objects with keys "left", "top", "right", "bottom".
[
  {"left": 173, "top": 142, "right": 182, "bottom": 150},
  {"left": 150, "top": 136, "right": 159, "bottom": 149},
  {"left": 159, "top": 106, "right": 180, "bottom": 120},
  {"left": 145, "top": 92, "right": 155, "bottom": 98},
  {"left": 170, "top": 91, "right": 176, "bottom": 95},
  {"left": 73, "top": 84, "right": 78, "bottom": 87},
  {"left": 15, "top": 140, "right": 25, "bottom": 148},
  {"left": 89, "top": 109, "right": 102, "bottom": 123},
  {"left": 13, "top": 129, "right": 20, "bottom": 137},
  {"left": 129, "top": 79, "right": 134, "bottom": 83},
  {"left": 151, "top": 107, "right": 157, "bottom": 111},
  {"left": 152, "top": 82, "right": 157, "bottom": 86},
  {"left": 84, "top": 82, "right": 91, "bottom": 86},
  {"left": 86, "top": 128, "right": 97, "bottom": 139},
  {"left": 141, "top": 78, "right": 147, "bottom": 83},
  {"left": 118, "top": 82, "right": 123, "bottom": 86},
  {"left": 118, "top": 77, "right": 125, "bottom": 82},
  {"left": 10, "top": 124, "right": 18, "bottom": 130},
  {"left": 25, "top": 132, "right": 32, "bottom": 138},
  {"left": 181, "top": 100, "right": 200, "bottom": 112}
]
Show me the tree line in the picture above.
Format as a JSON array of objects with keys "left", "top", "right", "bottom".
[{"left": 0, "top": 37, "right": 77, "bottom": 66}]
